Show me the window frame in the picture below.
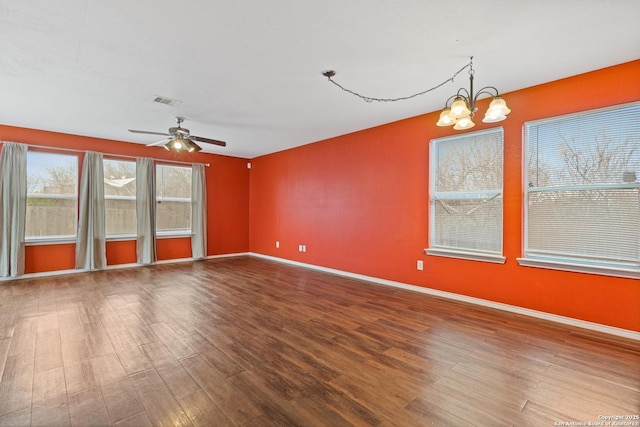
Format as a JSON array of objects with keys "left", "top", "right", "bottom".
[
  {"left": 103, "top": 158, "right": 137, "bottom": 240},
  {"left": 25, "top": 150, "right": 79, "bottom": 244},
  {"left": 517, "top": 102, "right": 640, "bottom": 279},
  {"left": 155, "top": 163, "right": 192, "bottom": 237},
  {"left": 426, "top": 127, "right": 506, "bottom": 264}
]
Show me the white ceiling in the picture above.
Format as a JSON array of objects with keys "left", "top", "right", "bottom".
[{"left": 1, "top": 0, "right": 639, "bottom": 159}]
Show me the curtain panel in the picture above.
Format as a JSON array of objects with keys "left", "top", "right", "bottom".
[
  {"left": 191, "top": 163, "right": 207, "bottom": 259},
  {"left": 76, "top": 151, "right": 106, "bottom": 270},
  {"left": 0, "top": 142, "right": 27, "bottom": 277},
  {"left": 136, "top": 157, "right": 156, "bottom": 264}
]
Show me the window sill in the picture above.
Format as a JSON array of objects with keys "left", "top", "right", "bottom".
[
  {"left": 26, "top": 237, "right": 76, "bottom": 246},
  {"left": 517, "top": 257, "right": 640, "bottom": 280},
  {"left": 108, "top": 233, "right": 191, "bottom": 240},
  {"left": 425, "top": 248, "right": 506, "bottom": 264},
  {"left": 26, "top": 233, "right": 192, "bottom": 245},
  {"left": 156, "top": 232, "right": 191, "bottom": 239},
  {"left": 106, "top": 234, "right": 136, "bottom": 242}
]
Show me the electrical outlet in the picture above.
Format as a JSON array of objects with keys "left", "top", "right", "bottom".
[
  {"left": 302, "top": 245, "right": 306, "bottom": 252},
  {"left": 417, "top": 260, "right": 424, "bottom": 271},
  {"left": 276, "top": 241, "right": 279, "bottom": 248},
  {"left": 298, "top": 245, "right": 303, "bottom": 252}
]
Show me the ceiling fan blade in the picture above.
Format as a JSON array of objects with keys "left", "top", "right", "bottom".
[
  {"left": 128, "top": 129, "right": 171, "bottom": 137},
  {"left": 191, "top": 135, "right": 227, "bottom": 147},
  {"left": 145, "top": 138, "right": 170, "bottom": 147}
]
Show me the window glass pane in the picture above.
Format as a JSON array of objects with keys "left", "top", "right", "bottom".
[
  {"left": 26, "top": 151, "right": 78, "bottom": 239},
  {"left": 524, "top": 102, "right": 640, "bottom": 270},
  {"left": 430, "top": 128, "right": 504, "bottom": 255},
  {"left": 104, "top": 159, "right": 136, "bottom": 235},
  {"left": 156, "top": 164, "right": 191, "bottom": 233},
  {"left": 436, "top": 132, "right": 503, "bottom": 192},
  {"left": 527, "top": 104, "right": 640, "bottom": 188}
]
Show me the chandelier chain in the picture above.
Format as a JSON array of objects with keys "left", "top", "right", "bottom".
[{"left": 325, "top": 59, "right": 473, "bottom": 103}]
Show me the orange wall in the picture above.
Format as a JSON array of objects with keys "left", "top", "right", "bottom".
[
  {"left": 249, "top": 60, "right": 640, "bottom": 332},
  {"left": 0, "top": 126, "right": 250, "bottom": 273}
]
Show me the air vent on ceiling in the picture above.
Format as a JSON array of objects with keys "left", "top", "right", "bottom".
[{"left": 152, "top": 96, "right": 182, "bottom": 107}]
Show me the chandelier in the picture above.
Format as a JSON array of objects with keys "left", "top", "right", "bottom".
[
  {"left": 322, "top": 57, "right": 510, "bottom": 130},
  {"left": 436, "top": 57, "right": 511, "bottom": 130}
]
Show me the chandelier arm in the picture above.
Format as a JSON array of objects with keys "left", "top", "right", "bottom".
[
  {"left": 455, "top": 88, "right": 471, "bottom": 101},
  {"left": 324, "top": 60, "right": 472, "bottom": 103},
  {"left": 472, "top": 87, "right": 501, "bottom": 104}
]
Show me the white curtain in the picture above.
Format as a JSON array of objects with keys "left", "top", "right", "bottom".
[
  {"left": 191, "top": 163, "right": 207, "bottom": 259},
  {"left": 136, "top": 157, "right": 156, "bottom": 264},
  {"left": 0, "top": 142, "right": 27, "bottom": 277},
  {"left": 76, "top": 151, "right": 106, "bottom": 270}
]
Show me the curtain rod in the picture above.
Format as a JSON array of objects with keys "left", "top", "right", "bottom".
[{"left": 1, "top": 141, "right": 210, "bottom": 167}]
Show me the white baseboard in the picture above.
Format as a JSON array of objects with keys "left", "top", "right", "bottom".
[
  {"left": 0, "top": 252, "right": 250, "bottom": 282},
  {"left": 205, "top": 252, "right": 250, "bottom": 260},
  {"left": 250, "top": 253, "right": 640, "bottom": 341}
]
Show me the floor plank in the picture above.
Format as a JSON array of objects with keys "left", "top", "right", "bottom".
[
  {"left": 67, "top": 386, "right": 111, "bottom": 427},
  {"left": 0, "top": 256, "right": 637, "bottom": 425},
  {"left": 100, "top": 377, "right": 144, "bottom": 424},
  {"left": 177, "top": 388, "right": 235, "bottom": 427},
  {"left": 31, "top": 395, "right": 71, "bottom": 427},
  {"left": 129, "top": 369, "right": 193, "bottom": 427}
]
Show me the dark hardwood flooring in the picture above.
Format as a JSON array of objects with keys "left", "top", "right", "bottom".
[{"left": 0, "top": 256, "right": 638, "bottom": 426}]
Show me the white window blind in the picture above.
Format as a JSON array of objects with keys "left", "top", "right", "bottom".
[
  {"left": 428, "top": 128, "right": 504, "bottom": 262},
  {"left": 522, "top": 102, "right": 640, "bottom": 277}
]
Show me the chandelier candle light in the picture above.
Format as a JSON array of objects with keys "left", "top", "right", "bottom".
[{"left": 322, "top": 56, "right": 510, "bottom": 130}]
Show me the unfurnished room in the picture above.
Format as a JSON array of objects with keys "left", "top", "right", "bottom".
[{"left": 0, "top": 1, "right": 639, "bottom": 426}]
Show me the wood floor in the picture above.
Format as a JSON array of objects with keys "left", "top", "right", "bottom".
[{"left": 0, "top": 256, "right": 638, "bottom": 426}]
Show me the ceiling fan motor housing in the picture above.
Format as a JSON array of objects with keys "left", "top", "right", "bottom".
[{"left": 169, "top": 126, "right": 190, "bottom": 136}]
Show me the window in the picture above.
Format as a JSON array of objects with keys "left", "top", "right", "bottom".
[
  {"left": 104, "top": 159, "right": 136, "bottom": 237},
  {"left": 520, "top": 102, "right": 640, "bottom": 278},
  {"left": 428, "top": 128, "right": 505, "bottom": 263},
  {"left": 26, "top": 151, "right": 78, "bottom": 241},
  {"left": 156, "top": 164, "right": 192, "bottom": 235}
]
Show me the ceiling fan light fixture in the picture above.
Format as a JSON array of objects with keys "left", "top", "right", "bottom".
[
  {"left": 185, "top": 139, "right": 202, "bottom": 153},
  {"left": 165, "top": 135, "right": 187, "bottom": 152}
]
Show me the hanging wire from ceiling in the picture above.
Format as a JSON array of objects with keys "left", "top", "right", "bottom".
[{"left": 322, "top": 59, "right": 473, "bottom": 103}]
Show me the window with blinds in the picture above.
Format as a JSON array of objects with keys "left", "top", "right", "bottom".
[
  {"left": 521, "top": 102, "right": 640, "bottom": 278},
  {"left": 428, "top": 128, "right": 505, "bottom": 263}
]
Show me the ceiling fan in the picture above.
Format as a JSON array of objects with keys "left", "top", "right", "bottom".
[{"left": 128, "top": 117, "right": 227, "bottom": 153}]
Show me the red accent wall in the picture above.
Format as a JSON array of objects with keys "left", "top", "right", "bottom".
[
  {"left": 0, "top": 126, "right": 250, "bottom": 273},
  {"left": 249, "top": 60, "right": 640, "bottom": 332}
]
